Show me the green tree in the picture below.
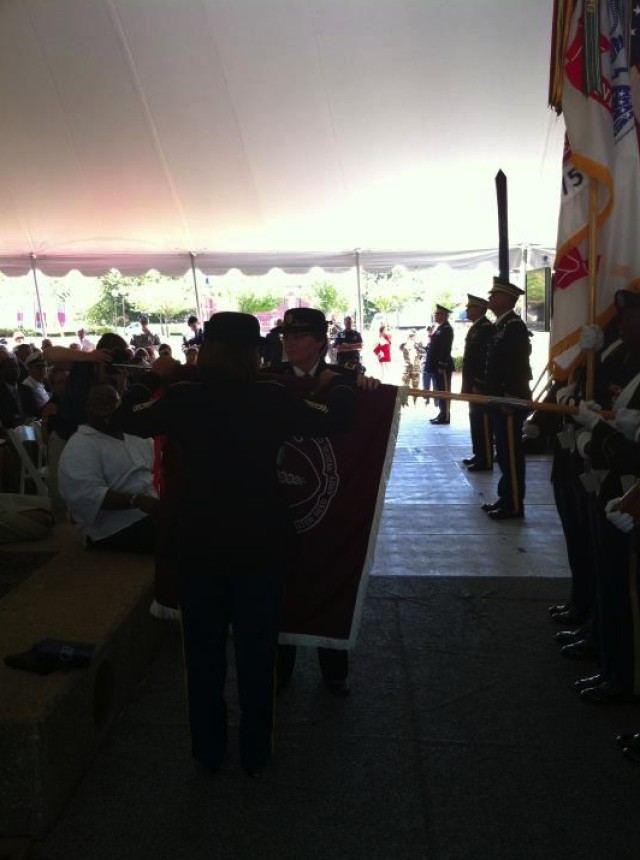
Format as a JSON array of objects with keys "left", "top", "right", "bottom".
[
  {"left": 310, "top": 280, "right": 349, "bottom": 316},
  {"left": 236, "top": 293, "right": 281, "bottom": 314},
  {"left": 85, "top": 271, "right": 145, "bottom": 328},
  {"left": 362, "top": 269, "right": 417, "bottom": 325}
]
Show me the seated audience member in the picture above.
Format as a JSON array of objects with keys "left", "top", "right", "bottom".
[
  {"left": 134, "top": 348, "right": 151, "bottom": 366},
  {"left": 22, "top": 350, "right": 50, "bottom": 410},
  {"left": 68, "top": 342, "right": 81, "bottom": 351},
  {"left": 158, "top": 343, "right": 172, "bottom": 358},
  {"left": 41, "top": 367, "right": 70, "bottom": 522},
  {"left": 13, "top": 343, "right": 33, "bottom": 382},
  {"left": 0, "top": 494, "right": 53, "bottom": 544},
  {"left": 58, "top": 384, "right": 158, "bottom": 551},
  {"left": 43, "top": 333, "right": 132, "bottom": 440},
  {"left": 41, "top": 338, "right": 53, "bottom": 351},
  {"left": 0, "top": 349, "right": 40, "bottom": 430},
  {"left": 184, "top": 346, "right": 198, "bottom": 367}
]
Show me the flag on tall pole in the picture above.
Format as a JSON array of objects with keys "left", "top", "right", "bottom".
[{"left": 549, "top": 0, "right": 640, "bottom": 374}]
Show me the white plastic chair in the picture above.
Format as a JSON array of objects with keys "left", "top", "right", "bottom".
[{"left": 6, "top": 424, "right": 50, "bottom": 495}]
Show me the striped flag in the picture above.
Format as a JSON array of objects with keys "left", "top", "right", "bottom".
[{"left": 549, "top": 0, "right": 640, "bottom": 372}]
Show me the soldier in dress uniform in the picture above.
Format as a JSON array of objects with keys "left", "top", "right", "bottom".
[
  {"left": 461, "top": 294, "right": 495, "bottom": 471},
  {"left": 427, "top": 305, "right": 454, "bottom": 425},
  {"left": 482, "top": 278, "right": 532, "bottom": 520},
  {"left": 571, "top": 290, "right": 640, "bottom": 704},
  {"left": 266, "top": 307, "right": 367, "bottom": 696},
  {"left": 122, "top": 312, "right": 357, "bottom": 775}
]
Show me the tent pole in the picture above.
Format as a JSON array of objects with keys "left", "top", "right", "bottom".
[
  {"left": 355, "top": 249, "right": 363, "bottom": 330},
  {"left": 30, "top": 254, "right": 47, "bottom": 337},
  {"left": 585, "top": 181, "right": 598, "bottom": 399},
  {"left": 189, "top": 253, "right": 203, "bottom": 323}
]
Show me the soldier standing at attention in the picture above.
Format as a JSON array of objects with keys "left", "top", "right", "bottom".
[
  {"left": 427, "top": 305, "right": 454, "bottom": 425},
  {"left": 482, "top": 278, "right": 532, "bottom": 520},
  {"left": 461, "top": 294, "right": 495, "bottom": 471}
]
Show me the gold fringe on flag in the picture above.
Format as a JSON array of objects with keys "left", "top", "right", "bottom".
[{"left": 549, "top": 0, "right": 578, "bottom": 112}]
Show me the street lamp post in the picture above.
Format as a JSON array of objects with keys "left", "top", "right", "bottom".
[{"left": 110, "top": 287, "right": 128, "bottom": 334}]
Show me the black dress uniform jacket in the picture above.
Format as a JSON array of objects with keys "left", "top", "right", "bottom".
[
  {"left": 425, "top": 321, "right": 454, "bottom": 375},
  {"left": 485, "top": 311, "right": 532, "bottom": 398},
  {"left": 461, "top": 316, "right": 495, "bottom": 394},
  {"left": 125, "top": 373, "right": 356, "bottom": 572}
]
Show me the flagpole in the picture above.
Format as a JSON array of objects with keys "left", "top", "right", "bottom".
[
  {"left": 401, "top": 386, "right": 613, "bottom": 419},
  {"left": 189, "top": 252, "right": 203, "bottom": 323},
  {"left": 585, "top": 180, "right": 599, "bottom": 399},
  {"left": 355, "top": 248, "right": 363, "bottom": 331}
]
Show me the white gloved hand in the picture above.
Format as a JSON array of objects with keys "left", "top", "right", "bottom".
[
  {"left": 522, "top": 419, "right": 541, "bottom": 440},
  {"left": 605, "top": 498, "right": 635, "bottom": 533},
  {"left": 575, "top": 428, "right": 591, "bottom": 458},
  {"left": 556, "top": 383, "right": 577, "bottom": 406},
  {"left": 579, "top": 324, "right": 604, "bottom": 351},
  {"left": 613, "top": 407, "right": 640, "bottom": 441},
  {"left": 574, "top": 400, "right": 602, "bottom": 430}
]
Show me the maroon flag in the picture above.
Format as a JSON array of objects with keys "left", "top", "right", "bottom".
[{"left": 277, "top": 382, "right": 400, "bottom": 649}]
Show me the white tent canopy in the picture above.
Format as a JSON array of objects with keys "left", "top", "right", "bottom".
[{"left": 0, "top": 0, "right": 563, "bottom": 276}]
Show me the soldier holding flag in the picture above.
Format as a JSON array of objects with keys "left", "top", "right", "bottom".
[{"left": 482, "top": 278, "right": 532, "bottom": 520}]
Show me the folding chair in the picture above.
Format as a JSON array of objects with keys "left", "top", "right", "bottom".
[{"left": 6, "top": 424, "right": 50, "bottom": 495}]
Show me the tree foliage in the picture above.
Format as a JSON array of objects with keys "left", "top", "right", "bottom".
[
  {"left": 236, "top": 293, "right": 281, "bottom": 314},
  {"left": 85, "top": 271, "right": 194, "bottom": 329},
  {"left": 310, "top": 280, "right": 349, "bottom": 316}
]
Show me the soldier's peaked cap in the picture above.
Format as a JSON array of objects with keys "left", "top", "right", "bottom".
[
  {"left": 489, "top": 276, "right": 524, "bottom": 298},
  {"left": 274, "top": 308, "right": 328, "bottom": 335},
  {"left": 204, "top": 312, "right": 264, "bottom": 345},
  {"left": 615, "top": 289, "right": 640, "bottom": 312},
  {"left": 466, "top": 294, "right": 489, "bottom": 308},
  {"left": 435, "top": 304, "right": 452, "bottom": 314}
]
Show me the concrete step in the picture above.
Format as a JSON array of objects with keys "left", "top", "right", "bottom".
[{"left": 0, "top": 536, "right": 167, "bottom": 838}]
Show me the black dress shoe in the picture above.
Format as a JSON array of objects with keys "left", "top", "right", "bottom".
[
  {"left": 429, "top": 417, "right": 450, "bottom": 425},
  {"left": 622, "top": 741, "right": 640, "bottom": 762},
  {"left": 561, "top": 639, "right": 597, "bottom": 660},
  {"left": 616, "top": 731, "right": 640, "bottom": 748},
  {"left": 580, "top": 681, "right": 638, "bottom": 704},
  {"left": 462, "top": 457, "right": 477, "bottom": 466},
  {"left": 549, "top": 602, "right": 571, "bottom": 616},
  {"left": 481, "top": 500, "right": 503, "bottom": 512},
  {"left": 467, "top": 463, "right": 493, "bottom": 472},
  {"left": 488, "top": 508, "right": 524, "bottom": 520},
  {"left": 324, "top": 678, "right": 350, "bottom": 697},
  {"left": 574, "top": 673, "right": 604, "bottom": 691},
  {"left": 551, "top": 607, "right": 586, "bottom": 626},
  {"left": 555, "top": 629, "right": 581, "bottom": 645}
]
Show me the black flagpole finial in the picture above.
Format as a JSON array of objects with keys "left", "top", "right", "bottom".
[{"left": 495, "top": 170, "right": 509, "bottom": 282}]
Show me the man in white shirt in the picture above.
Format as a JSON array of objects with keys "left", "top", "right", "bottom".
[
  {"left": 58, "top": 384, "right": 158, "bottom": 548},
  {"left": 22, "top": 350, "right": 50, "bottom": 410},
  {"left": 77, "top": 328, "right": 95, "bottom": 352}
]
